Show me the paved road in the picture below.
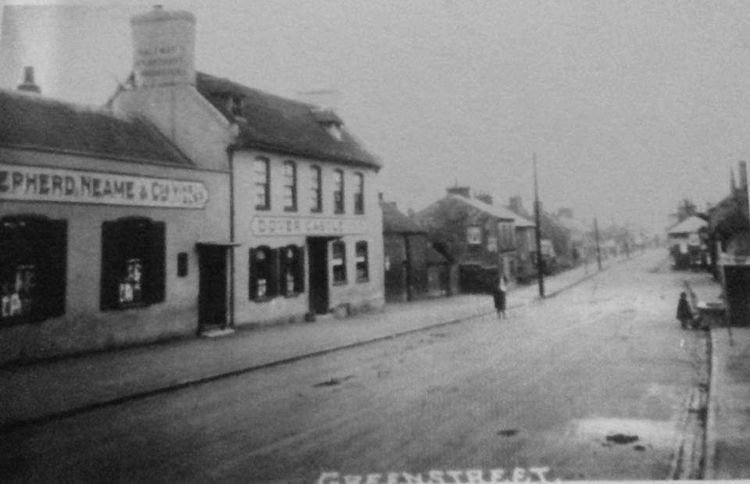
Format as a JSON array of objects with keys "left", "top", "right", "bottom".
[{"left": 0, "top": 251, "right": 708, "bottom": 482}]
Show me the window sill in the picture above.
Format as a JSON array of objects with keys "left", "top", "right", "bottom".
[
  {"left": 284, "top": 207, "right": 297, "bottom": 213},
  {"left": 332, "top": 280, "right": 347, "bottom": 286},
  {"left": 251, "top": 296, "right": 276, "bottom": 303},
  {"left": 107, "top": 301, "right": 149, "bottom": 311},
  {"left": 356, "top": 278, "right": 369, "bottom": 283},
  {"left": 283, "top": 292, "right": 302, "bottom": 298},
  {"left": 255, "top": 206, "right": 270, "bottom": 211}
]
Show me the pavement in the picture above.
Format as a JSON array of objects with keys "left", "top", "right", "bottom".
[
  {"left": 0, "top": 256, "right": 617, "bottom": 432},
  {"left": 683, "top": 269, "right": 750, "bottom": 480}
]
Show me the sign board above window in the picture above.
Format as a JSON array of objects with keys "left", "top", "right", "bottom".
[
  {"left": 251, "top": 216, "right": 366, "bottom": 236},
  {"left": 0, "top": 164, "right": 207, "bottom": 209}
]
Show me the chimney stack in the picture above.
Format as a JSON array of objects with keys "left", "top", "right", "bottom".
[
  {"left": 131, "top": 5, "right": 196, "bottom": 88},
  {"left": 17, "top": 66, "right": 40, "bottom": 94},
  {"left": 446, "top": 185, "right": 470, "bottom": 198},
  {"left": 475, "top": 193, "right": 493, "bottom": 205}
]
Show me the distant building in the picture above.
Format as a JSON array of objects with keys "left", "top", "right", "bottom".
[
  {"left": 381, "top": 197, "right": 452, "bottom": 302},
  {"left": 505, "top": 196, "right": 537, "bottom": 282},
  {"left": 414, "top": 186, "right": 517, "bottom": 293},
  {"left": 667, "top": 216, "right": 708, "bottom": 270}
]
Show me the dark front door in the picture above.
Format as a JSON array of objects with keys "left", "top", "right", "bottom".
[
  {"left": 307, "top": 238, "right": 329, "bottom": 314},
  {"left": 198, "top": 245, "right": 228, "bottom": 329}
]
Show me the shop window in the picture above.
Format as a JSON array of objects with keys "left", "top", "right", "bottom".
[
  {"left": 355, "top": 241, "right": 369, "bottom": 282},
  {"left": 249, "top": 246, "right": 277, "bottom": 300},
  {"left": 310, "top": 165, "right": 322, "bottom": 212},
  {"left": 354, "top": 173, "right": 364, "bottom": 214},
  {"left": 0, "top": 215, "right": 67, "bottom": 325},
  {"left": 177, "top": 252, "right": 188, "bottom": 278},
  {"left": 283, "top": 160, "right": 297, "bottom": 212},
  {"left": 333, "top": 169, "right": 345, "bottom": 214},
  {"left": 254, "top": 157, "right": 270, "bottom": 210},
  {"left": 280, "top": 245, "right": 305, "bottom": 296},
  {"left": 100, "top": 217, "right": 165, "bottom": 311},
  {"left": 332, "top": 240, "right": 347, "bottom": 284}
]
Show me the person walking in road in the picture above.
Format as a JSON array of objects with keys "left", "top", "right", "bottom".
[
  {"left": 676, "top": 291, "right": 692, "bottom": 329},
  {"left": 493, "top": 274, "right": 508, "bottom": 319}
]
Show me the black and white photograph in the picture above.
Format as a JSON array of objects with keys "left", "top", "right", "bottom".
[{"left": 1, "top": 0, "right": 749, "bottom": 481}]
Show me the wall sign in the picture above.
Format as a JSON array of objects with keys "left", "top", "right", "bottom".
[
  {"left": 251, "top": 216, "right": 367, "bottom": 236},
  {"left": 0, "top": 164, "right": 207, "bottom": 209}
]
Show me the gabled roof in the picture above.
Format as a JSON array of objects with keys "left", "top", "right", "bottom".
[
  {"left": 381, "top": 201, "right": 425, "bottom": 234},
  {"left": 196, "top": 72, "right": 381, "bottom": 170},
  {"left": 667, "top": 215, "right": 707, "bottom": 235},
  {"left": 0, "top": 89, "right": 191, "bottom": 165},
  {"left": 448, "top": 194, "right": 517, "bottom": 221}
]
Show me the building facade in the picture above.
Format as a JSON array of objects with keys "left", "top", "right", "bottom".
[
  {"left": 415, "top": 187, "right": 516, "bottom": 293},
  {"left": 0, "top": 86, "right": 229, "bottom": 364},
  {"left": 113, "top": 6, "right": 384, "bottom": 330}
]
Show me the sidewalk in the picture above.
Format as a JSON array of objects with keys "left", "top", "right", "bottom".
[
  {"left": 683, "top": 271, "right": 750, "bottom": 479},
  {"left": 0, "top": 256, "right": 613, "bottom": 431}
]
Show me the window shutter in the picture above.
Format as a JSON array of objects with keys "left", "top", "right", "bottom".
[
  {"left": 295, "top": 246, "right": 305, "bottom": 293},
  {"left": 100, "top": 221, "right": 120, "bottom": 310},
  {"left": 270, "top": 248, "right": 280, "bottom": 297},
  {"left": 249, "top": 248, "right": 257, "bottom": 299},
  {"left": 45, "top": 219, "right": 67, "bottom": 318},
  {"left": 145, "top": 221, "right": 166, "bottom": 304}
]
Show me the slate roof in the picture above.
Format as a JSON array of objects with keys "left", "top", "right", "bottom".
[
  {"left": 0, "top": 89, "right": 191, "bottom": 165},
  {"left": 381, "top": 201, "right": 425, "bottom": 234},
  {"left": 447, "top": 194, "right": 517, "bottom": 221},
  {"left": 196, "top": 72, "right": 381, "bottom": 170},
  {"left": 667, "top": 215, "right": 707, "bottom": 235}
]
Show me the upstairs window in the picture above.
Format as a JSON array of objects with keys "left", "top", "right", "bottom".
[
  {"left": 249, "top": 246, "right": 277, "bottom": 301},
  {"left": 280, "top": 245, "right": 305, "bottom": 296},
  {"left": 310, "top": 165, "right": 322, "bottom": 213},
  {"left": 1, "top": 215, "right": 67, "bottom": 325},
  {"left": 254, "top": 158, "right": 270, "bottom": 210},
  {"left": 354, "top": 173, "right": 364, "bottom": 214},
  {"left": 331, "top": 240, "right": 347, "bottom": 284},
  {"left": 333, "top": 169, "right": 345, "bottom": 214},
  {"left": 467, "top": 226, "right": 482, "bottom": 245},
  {"left": 283, "top": 161, "right": 297, "bottom": 212},
  {"left": 355, "top": 241, "right": 369, "bottom": 282},
  {"left": 101, "top": 217, "right": 165, "bottom": 310}
]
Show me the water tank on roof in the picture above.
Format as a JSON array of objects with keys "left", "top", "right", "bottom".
[{"left": 131, "top": 5, "right": 195, "bottom": 88}]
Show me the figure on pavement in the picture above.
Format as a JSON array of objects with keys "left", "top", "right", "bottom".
[
  {"left": 676, "top": 291, "right": 693, "bottom": 329},
  {"left": 493, "top": 274, "right": 508, "bottom": 319}
]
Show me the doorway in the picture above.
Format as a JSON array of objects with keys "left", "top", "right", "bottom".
[
  {"left": 197, "top": 244, "right": 229, "bottom": 330},
  {"left": 307, "top": 237, "right": 329, "bottom": 314}
]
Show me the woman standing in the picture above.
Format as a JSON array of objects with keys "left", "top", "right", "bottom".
[
  {"left": 676, "top": 292, "right": 693, "bottom": 329},
  {"left": 493, "top": 274, "right": 508, "bottom": 319}
]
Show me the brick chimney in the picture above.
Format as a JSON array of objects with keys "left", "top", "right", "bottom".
[
  {"left": 17, "top": 66, "right": 40, "bottom": 94},
  {"left": 446, "top": 185, "right": 470, "bottom": 198},
  {"left": 475, "top": 192, "right": 493, "bottom": 205}
]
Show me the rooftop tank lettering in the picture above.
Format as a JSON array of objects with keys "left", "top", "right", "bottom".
[{"left": 0, "top": 164, "right": 207, "bottom": 209}]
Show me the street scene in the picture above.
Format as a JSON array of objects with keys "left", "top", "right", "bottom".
[
  {"left": 3, "top": 1, "right": 750, "bottom": 482},
  {"left": 0, "top": 251, "right": 714, "bottom": 482}
]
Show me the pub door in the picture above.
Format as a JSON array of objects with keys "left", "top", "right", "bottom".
[
  {"left": 307, "top": 237, "right": 329, "bottom": 314},
  {"left": 197, "top": 244, "right": 230, "bottom": 330}
]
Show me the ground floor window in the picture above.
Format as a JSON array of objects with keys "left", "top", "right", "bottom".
[
  {"left": 249, "top": 246, "right": 277, "bottom": 300},
  {"left": 0, "top": 215, "right": 67, "bottom": 324},
  {"left": 280, "top": 245, "right": 304, "bottom": 296},
  {"left": 332, "top": 240, "right": 347, "bottom": 284},
  {"left": 355, "top": 241, "right": 369, "bottom": 282},
  {"left": 101, "top": 217, "right": 165, "bottom": 310}
]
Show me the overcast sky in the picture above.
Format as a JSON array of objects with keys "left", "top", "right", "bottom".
[{"left": 3, "top": 0, "right": 750, "bottom": 233}]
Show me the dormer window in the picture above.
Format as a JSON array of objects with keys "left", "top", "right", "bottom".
[
  {"left": 312, "top": 108, "right": 344, "bottom": 141},
  {"left": 226, "top": 95, "right": 245, "bottom": 119},
  {"left": 325, "top": 124, "right": 343, "bottom": 141}
]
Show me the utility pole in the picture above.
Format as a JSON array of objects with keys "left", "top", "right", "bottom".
[
  {"left": 533, "top": 153, "right": 545, "bottom": 298},
  {"left": 594, "top": 216, "right": 602, "bottom": 271}
]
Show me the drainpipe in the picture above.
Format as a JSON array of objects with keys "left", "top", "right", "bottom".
[
  {"left": 404, "top": 234, "right": 413, "bottom": 301},
  {"left": 227, "top": 144, "right": 236, "bottom": 328}
]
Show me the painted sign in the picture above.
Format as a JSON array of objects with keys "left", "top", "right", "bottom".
[
  {"left": 135, "top": 44, "right": 191, "bottom": 87},
  {"left": 718, "top": 251, "right": 750, "bottom": 266},
  {"left": 251, "top": 216, "right": 367, "bottom": 236},
  {"left": 0, "top": 164, "right": 207, "bottom": 209}
]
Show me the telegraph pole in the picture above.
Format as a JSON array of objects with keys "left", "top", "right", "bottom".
[
  {"left": 594, "top": 216, "right": 602, "bottom": 271},
  {"left": 533, "top": 153, "right": 545, "bottom": 297}
]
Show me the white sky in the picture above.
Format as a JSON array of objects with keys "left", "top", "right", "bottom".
[{"left": 3, "top": 0, "right": 750, "bottom": 233}]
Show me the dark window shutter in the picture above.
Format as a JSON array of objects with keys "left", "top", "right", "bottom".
[
  {"left": 100, "top": 221, "right": 120, "bottom": 310},
  {"left": 295, "top": 246, "right": 305, "bottom": 293},
  {"left": 145, "top": 221, "right": 166, "bottom": 304},
  {"left": 249, "top": 248, "right": 257, "bottom": 300},
  {"left": 44, "top": 219, "right": 67, "bottom": 318}
]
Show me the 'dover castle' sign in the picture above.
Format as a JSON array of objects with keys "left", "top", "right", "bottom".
[
  {"left": 0, "top": 164, "right": 207, "bottom": 209},
  {"left": 251, "top": 216, "right": 367, "bottom": 236}
]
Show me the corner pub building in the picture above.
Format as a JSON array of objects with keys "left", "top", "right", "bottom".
[
  {"left": 0, "top": 7, "right": 384, "bottom": 363},
  {"left": 113, "top": 6, "right": 384, "bottom": 331}
]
